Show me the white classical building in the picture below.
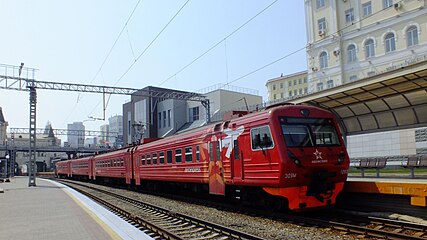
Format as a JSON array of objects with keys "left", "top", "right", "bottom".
[{"left": 305, "top": 0, "right": 427, "bottom": 92}]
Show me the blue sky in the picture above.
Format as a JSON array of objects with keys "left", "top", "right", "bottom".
[{"left": 0, "top": 0, "right": 307, "bottom": 132}]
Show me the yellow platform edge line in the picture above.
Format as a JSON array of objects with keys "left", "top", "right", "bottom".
[
  {"left": 63, "top": 189, "right": 123, "bottom": 240},
  {"left": 344, "top": 181, "right": 427, "bottom": 207}
]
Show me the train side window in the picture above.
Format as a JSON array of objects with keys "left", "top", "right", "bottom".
[
  {"left": 234, "top": 140, "right": 240, "bottom": 160},
  {"left": 113, "top": 159, "right": 116, "bottom": 167},
  {"left": 147, "top": 154, "right": 151, "bottom": 165},
  {"left": 167, "top": 150, "right": 173, "bottom": 164},
  {"left": 141, "top": 155, "right": 146, "bottom": 165},
  {"left": 209, "top": 142, "right": 213, "bottom": 161},
  {"left": 195, "top": 145, "right": 200, "bottom": 162},
  {"left": 159, "top": 151, "right": 165, "bottom": 164},
  {"left": 152, "top": 153, "right": 158, "bottom": 164},
  {"left": 185, "top": 147, "right": 192, "bottom": 162},
  {"left": 250, "top": 126, "right": 274, "bottom": 151},
  {"left": 175, "top": 148, "right": 182, "bottom": 163},
  {"left": 216, "top": 141, "right": 220, "bottom": 160}
]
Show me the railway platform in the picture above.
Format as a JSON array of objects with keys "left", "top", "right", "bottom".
[
  {"left": 345, "top": 177, "right": 427, "bottom": 207},
  {"left": 0, "top": 176, "right": 152, "bottom": 240}
]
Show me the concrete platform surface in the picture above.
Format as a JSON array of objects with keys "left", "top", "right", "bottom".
[{"left": 0, "top": 177, "right": 152, "bottom": 240}]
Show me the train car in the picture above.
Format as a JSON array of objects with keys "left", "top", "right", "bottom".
[
  {"left": 55, "top": 160, "right": 71, "bottom": 178},
  {"left": 70, "top": 156, "right": 92, "bottom": 181},
  {"left": 92, "top": 148, "right": 132, "bottom": 184},
  {"left": 132, "top": 104, "right": 349, "bottom": 210},
  {"left": 132, "top": 126, "right": 210, "bottom": 187}
]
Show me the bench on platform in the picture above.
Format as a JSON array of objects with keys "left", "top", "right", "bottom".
[
  {"left": 356, "top": 157, "right": 388, "bottom": 177},
  {"left": 403, "top": 155, "right": 427, "bottom": 178}
]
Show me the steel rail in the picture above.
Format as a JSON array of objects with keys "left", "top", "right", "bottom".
[{"left": 59, "top": 180, "right": 265, "bottom": 240}]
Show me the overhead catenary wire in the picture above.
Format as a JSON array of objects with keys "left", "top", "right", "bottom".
[
  {"left": 63, "top": 0, "right": 143, "bottom": 125},
  {"left": 159, "top": 0, "right": 280, "bottom": 86},
  {"left": 223, "top": 0, "right": 405, "bottom": 87},
  {"left": 86, "top": 0, "right": 191, "bottom": 120},
  {"left": 113, "top": 0, "right": 191, "bottom": 87}
]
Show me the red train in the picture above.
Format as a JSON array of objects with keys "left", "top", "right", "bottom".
[{"left": 56, "top": 104, "right": 349, "bottom": 210}]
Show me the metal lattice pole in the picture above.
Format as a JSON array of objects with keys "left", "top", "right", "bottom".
[{"left": 28, "top": 86, "right": 37, "bottom": 186}]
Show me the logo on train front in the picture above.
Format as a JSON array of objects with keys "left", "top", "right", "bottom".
[{"left": 313, "top": 149, "right": 322, "bottom": 160}]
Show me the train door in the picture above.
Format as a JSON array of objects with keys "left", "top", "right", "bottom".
[
  {"left": 125, "top": 149, "right": 132, "bottom": 184},
  {"left": 208, "top": 139, "right": 225, "bottom": 195},
  {"left": 133, "top": 147, "right": 140, "bottom": 185},
  {"left": 231, "top": 137, "right": 242, "bottom": 180},
  {"left": 88, "top": 156, "right": 93, "bottom": 180}
]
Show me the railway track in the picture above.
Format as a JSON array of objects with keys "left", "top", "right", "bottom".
[
  {"left": 57, "top": 179, "right": 427, "bottom": 239},
  {"left": 57, "top": 179, "right": 264, "bottom": 240}
]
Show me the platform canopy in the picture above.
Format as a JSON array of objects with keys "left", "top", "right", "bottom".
[{"left": 289, "top": 60, "right": 427, "bottom": 136}]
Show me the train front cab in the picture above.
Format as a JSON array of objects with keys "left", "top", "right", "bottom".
[{"left": 262, "top": 106, "right": 349, "bottom": 210}]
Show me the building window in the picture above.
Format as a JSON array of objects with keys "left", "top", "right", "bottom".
[
  {"left": 345, "top": 8, "right": 354, "bottom": 23},
  {"left": 280, "top": 92, "right": 284, "bottom": 99},
  {"left": 319, "top": 51, "right": 328, "bottom": 69},
  {"left": 349, "top": 75, "right": 358, "bottom": 82},
  {"left": 158, "top": 113, "right": 162, "bottom": 129},
  {"left": 347, "top": 44, "right": 357, "bottom": 63},
  {"left": 384, "top": 33, "right": 396, "bottom": 53},
  {"left": 318, "top": 18, "right": 326, "bottom": 32},
  {"left": 367, "top": 71, "right": 376, "bottom": 76},
  {"left": 383, "top": 0, "right": 393, "bottom": 9},
  {"left": 294, "top": 90, "right": 297, "bottom": 96},
  {"left": 327, "top": 80, "right": 334, "bottom": 88},
  {"left": 304, "top": 87, "right": 308, "bottom": 93},
  {"left": 273, "top": 94, "right": 276, "bottom": 100},
  {"left": 289, "top": 91, "right": 292, "bottom": 97},
  {"left": 293, "top": 79, "right": 297, "bottom": 85},
  {"left": 162, "top": 111, "right": 166, "bottom": 128},
  {"left": 299, "top": 89, "right": 302, "bottom": 95},
  {"left": 316, "top": 0, "right": 325, "bottom": 9},
  {"left": 364, "top": 39, "right": 375, "bottom": 58},
  {"left": 406, "top": 26, "right": 419, "bottom": 47},
  {"left": 304, "top": 77, "right": 307, "bottom": 83},
  {"left": 273, "top": 84, "right": 276, "bottom": 90},
  {"left": 317, "top": 82, "right": 324, "bottom": 91},
  {"left": 167, "top": 110, "right": 171, "bottom": 127},
  {"left": 189, "top": 107, "right": 199, "bottom": 122},
  {"left": 280, "top": 82, "right": 283, "bottom": 88},
  {"left": 298, "top": 79, "right": 302, "bottom": 84},
  {"left": 288, "top": 81, "right": 292, "bottom": 87},
  {"left": 362, "top": 2, "right": 372, "bottom": 17}
]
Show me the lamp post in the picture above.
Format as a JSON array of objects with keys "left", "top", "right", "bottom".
[
  {"left": 4, "top": 139, "right": 8, "bottom": 179},
  {"left": 5, "top": 154, "right": 9, "bottom": 180}
]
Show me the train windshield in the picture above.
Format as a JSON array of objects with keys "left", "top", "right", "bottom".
[{"left": 280, "top": 117, "right": 340, "bottom": 147}]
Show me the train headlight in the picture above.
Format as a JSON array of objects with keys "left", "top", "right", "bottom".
[
  {"left": 288, "top": 151, "right": 302, "bottom": 167},
  {"left": 337, "top": 151, "right": 346, "bottom": 164}
]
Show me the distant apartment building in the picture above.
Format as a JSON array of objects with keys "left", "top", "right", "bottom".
[
  {"left": 305, "top": 0, "right": 427, "bottom": 92},
  {"left": 0, "top": 107, "right": 7, "bottom": 145},
  {"left": 108, "top": 115, "right": 123, "bottom": 147},
  {"left": 67, "top": 122, "right": 85, "bottom": 148},
  {"left": 123, "top": 85, "right": 262, "bottom": 145},
  {"left": 265, "top": 71, "right": 308, "bottom": 102},
  {"left": 99, "top": 124, "right": 109, "bottom": 146}
]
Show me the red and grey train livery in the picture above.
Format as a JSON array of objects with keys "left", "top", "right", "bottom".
[{"left": 56, "top": 104, "right": 349, "bottom": 210}]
